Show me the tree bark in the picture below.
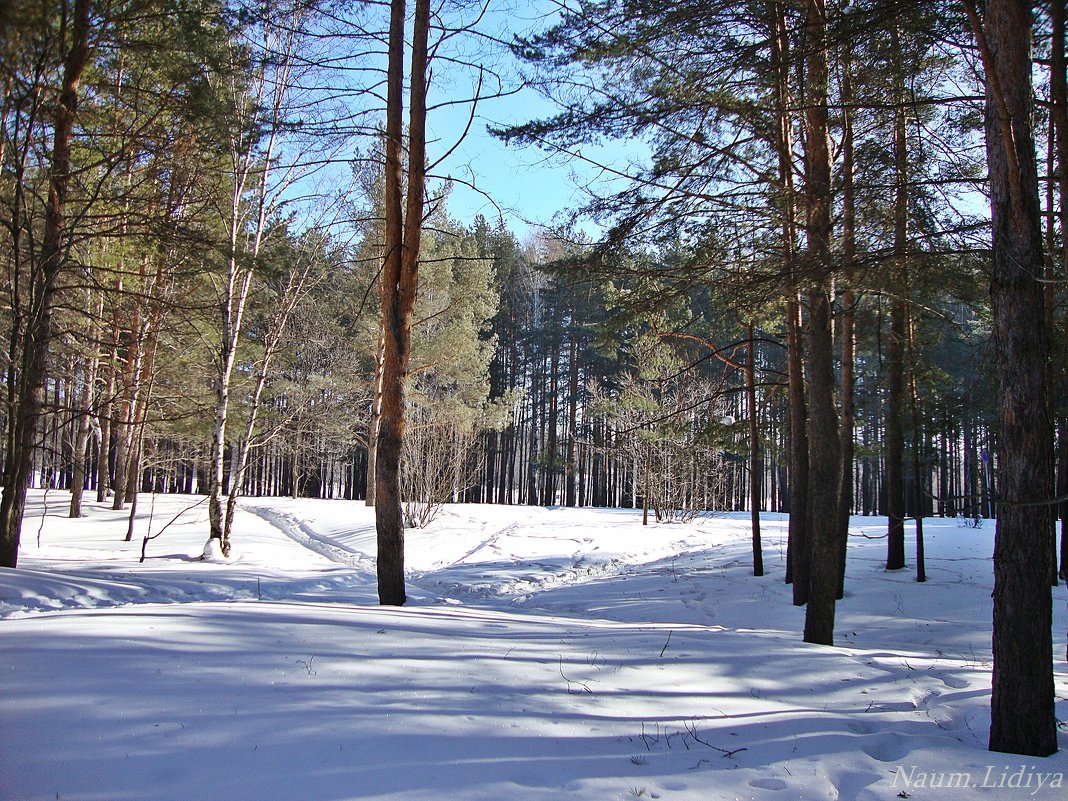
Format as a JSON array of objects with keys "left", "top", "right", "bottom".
[
  {"left": 375, "top": 0, "right": 430, "bottom": 606},
  {"left": 801, "top": 0, "right": 841, "bottom": 647},
  {"left": 770, "top": 0, "right": 807, "bottom": 600},
  {"left": 565, "top": 333, "right": 579, "bottom": 507},
  {"left": 366, "top": 327, "right": 384, "bottom": 505},
  {"left": 968, "top": 0, "right": 1057, "bottom": 757},
  {"left": 885, "top": 50, "right": 909, "bottom": 571},
  {"left": 0, "top": 0, "right": 90, "bottom": 567},
  {"left": 1050, "top": 0, "right": 1068, "bottom": 585},
  {"left": 836, "top": 49, "right": 857, "bottom": 600},
  {"left": 747, "top": 322, "right": 763, "bottom": 576},
  {"left": 69, "top": 287, "right": 102, "bottom": 517}
]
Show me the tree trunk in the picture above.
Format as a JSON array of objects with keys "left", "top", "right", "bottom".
[
  {"left": 801, "top": 0, "right": 840, "bottom": 647},
  {"left": 885, "top": 57, "right": 909, "bottom": 571},
  {"left": 95, "top": 281, "right": 121, "bottom": 503},
  {"left": 908, "top": 315, "right": 926, "bottom": 583},
  {"left": 366, "top": 327, "right": 384, "bottom": 505},
  {"left": 837, "top": 50, "right": 858, "bottom": 600},
  {"left": 375, "top": 0, "right": 430, "bottom": 606},
  {"left": 545, "top": 337, "right": 560, "bottom": 504},
  {"left": 1051, "top": 0, "right": 1068, "bottom": 585},
  {"left": 69, "top": 289, "right": 101, "bottom": 518},
  {"left": 969, "top": 0, "right": 1057, "bottom": 757},
  {"left": 769, "top": 0, "right": 806, "bottom": 599},
  {"left": 565, "top": 333, "right": 579, "bottom": 507},
  {"left": 747, "top": 322, "right": 763, "bottom": 576},
  {"left": 1059, "top": 418, "right": 1067, "bottom": 583},
  {"left": 0, "top": 0, "right": 90, "bottom": 567}
]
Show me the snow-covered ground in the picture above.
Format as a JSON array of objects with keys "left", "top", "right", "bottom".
[{"left": 1, "top": 489, "right": 1066, "bottom": 801}]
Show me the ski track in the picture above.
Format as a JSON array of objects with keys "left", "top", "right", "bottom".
[{"left": 242, "top": 504, "right": 377, "bottom": 574}]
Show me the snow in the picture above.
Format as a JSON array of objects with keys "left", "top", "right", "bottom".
[{"left": 1, "top": 489, "right": 1066, "bottom": 801}]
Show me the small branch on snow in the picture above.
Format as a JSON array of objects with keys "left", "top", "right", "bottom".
[
  {"left": 660, "top": 631, "right": 673, "bottom": 658},
  {"left": 559, "top": 656, "right": 592, "bottom": 694},
  {"left": 684, "top": 718, "right": 747, "bottom": 758},
  {"left": 640, "top": 721, "right": 661, "bottom": 751}
]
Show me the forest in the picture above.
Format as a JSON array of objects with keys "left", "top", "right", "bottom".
[{"left": 1, "top": 0, "right": 1065, "bottom": 757}]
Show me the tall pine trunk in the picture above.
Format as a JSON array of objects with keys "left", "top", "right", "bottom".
[
  {"left": 747, "top": 322, "right": 763, "bottom": 576},
  {"left": 801, "top": 0, "right": 841, "bottom": 647},
  {"left": 365, "top": 327, "right": 384, "bottom": 505},
  {"left": 885, "top": 53, "right": 909, "bottom": 571},
  {"left": 836, "top": 50, "right": 857, "bottom": 600},
  {"left": 565, "top": 333, "right": 579, "bottom": 507},
  {"left": 968, "top": 0, "right": 1057, "bottom": 757},
  {"left": 375, "top": 0, "right": 430, "bottom": 606},
  {"left": 1051, "top": 0, "right": 1068, "bottom": 583},
  {"left": 769, "top": 0, "right": 807, "bottom": 601}
]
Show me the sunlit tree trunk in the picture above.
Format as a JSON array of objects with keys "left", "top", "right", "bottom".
[
  {"left": 769, "top": 0, "right": 808, "bottom": 602},
  {"left": 366, "top": 328, "right": 384, "bottom": 506},
  {"left": 376, "top": 0, "right": 430, "bottom": 605}
]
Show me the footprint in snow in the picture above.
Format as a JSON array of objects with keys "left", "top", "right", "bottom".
[
  {"left": 860, "top": 732, "right": 912, "bottom": 762},
  {"left": 846, "top": 720, "right": 876, "bottom": 735},
  {"left": 748, "top": 777, "right": 788, "bottom": 791},
  {"left": 937, "top": 674, "right": 970, "bottom": 689}
]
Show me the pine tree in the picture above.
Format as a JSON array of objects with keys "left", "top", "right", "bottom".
[{"left": 964, "top": 0, "right": 1057, "bottom": 757}]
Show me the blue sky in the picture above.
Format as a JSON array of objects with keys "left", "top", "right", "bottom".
[{"left": 419, "top": 0, "right": 646, "bottom": 240}]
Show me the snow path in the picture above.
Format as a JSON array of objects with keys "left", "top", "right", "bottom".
[{"left": 2, "top": 491, "right": 1066, "bottom": 801}]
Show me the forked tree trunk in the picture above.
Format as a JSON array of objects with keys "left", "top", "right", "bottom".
[
  {"left": 967, "top": 0, "right": 1057, "bottom": 757},
  {"left": 375, "top": 0, "right": 430, "bottom": 606}
]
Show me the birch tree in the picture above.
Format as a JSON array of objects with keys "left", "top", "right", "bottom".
[{"left": 204, "top": 0, "right": 336, "bottom": 556}]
